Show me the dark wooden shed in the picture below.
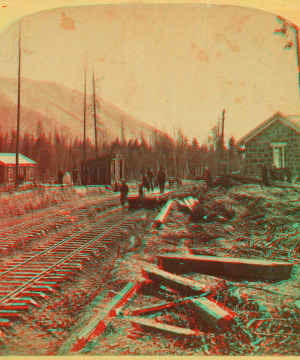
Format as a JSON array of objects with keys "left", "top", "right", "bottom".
[{"left": 80, "top": 153, "right": 124, "bottom": 185}]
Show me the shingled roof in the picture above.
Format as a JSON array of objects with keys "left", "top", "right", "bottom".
[
  {"left": 0, "top": 153, "right": 37, "bottom": 166},
  {"left": 238, "top": 111, "right": 300, "bottom": 145}
]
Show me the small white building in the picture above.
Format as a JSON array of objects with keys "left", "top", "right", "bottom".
[{"left": 0, "top": 153, "right": 38, "bottom": 184}]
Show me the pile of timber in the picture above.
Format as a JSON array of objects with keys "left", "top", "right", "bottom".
[
  {"left": 128, "top": 251, "right": 294, "bottom": 338},
  {"left": 128, "top": 265, "right": 237, "bottom": 337},
  {"left": 177, "top": 197, "right": 199, "bottom": 213}
]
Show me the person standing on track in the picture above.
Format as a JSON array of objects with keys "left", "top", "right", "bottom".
[
  {"left": 157, "top": 167, "right": 167, "bottom": 194},
  {"left": 58, "top": 169, "right": 64, "bottom": 186},
  {"left": 141, "top": 171, "right": 150, "bottom": 192},
  {"left": 147, "top": 167, "right": 154, "bottom": 191},
  {"left": 120, "top": 179, "right": 129, "bottom": 205},
  {"left": 204, "top": 167, "right": 212, "bottom": 188},
  {"left": 72, "top": 168, "right": 78, "bottom": 186}
]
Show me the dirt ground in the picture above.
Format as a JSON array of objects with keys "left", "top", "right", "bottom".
[
  {"left": 85, "top": 183, "right": 300, "bottom": 356},
  {"left": 1, "top": 182, "right": 300, "bottom": 355}
]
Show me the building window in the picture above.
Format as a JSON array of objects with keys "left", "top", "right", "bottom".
[
  {"left": 8, "top": 167, "right": 13, "bottom": 181},
  {"left": 271, "top": 143, "right": 286, "bottom": 169}
]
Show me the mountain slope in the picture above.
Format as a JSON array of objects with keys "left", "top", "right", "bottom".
[{"left": 0, "top": 76, "right": 158, "bottom": 142}]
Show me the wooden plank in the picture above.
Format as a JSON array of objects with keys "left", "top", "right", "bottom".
[
  {"left": 157, "top": 254, "right": 294, "bottom": 280},
  {"left": 130, "top": 317, "right": 201, "bottom": 337},
  {"left": 142, "top": 266, "right": 208, "bottom": 295},
  {"left": 190, "top": 297, "right": 236, "bottom": 330},
  {"left": 70, "top": 280, "right": 143, "bottom": 353},
  {"left": 131, "top": 301, "right": 176, "bottom": 316}
]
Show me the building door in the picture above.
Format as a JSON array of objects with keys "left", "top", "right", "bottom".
[
  {"left": 19, "top": 167, "right": 26, "bottom": 182},
  {"left": 273, "top": 146, "right": 284, "bottom": 169}
]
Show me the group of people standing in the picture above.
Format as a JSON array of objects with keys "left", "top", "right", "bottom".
[
  {"left": 139, "top": 167, "right": 167, "bottom": 195},
  {"left": 119, "top": 166, "right": 167, "bottom": 205}
]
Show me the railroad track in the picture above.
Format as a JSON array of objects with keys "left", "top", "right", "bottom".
[
  {"left": 0, "top": 206, "right": 146, "bottom": 331},
  {"left": 0, "top": 194, "right": 121, "bottom": 257}
]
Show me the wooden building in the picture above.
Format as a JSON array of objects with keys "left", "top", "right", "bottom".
[
  {"left": 80, "top": 153, "right": 124, "bottom": 185},
  {"left": 0, "top": 153, "right": 38, "bottom": 184},
  {"left": 238, "top": 112, "right": 300, "bottom": 179}
]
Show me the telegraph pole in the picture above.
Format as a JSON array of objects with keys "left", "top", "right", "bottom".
[
  {"left": 15, "top": 22, "right": 21, "bottom": 186},
  {"left": 83, "top": 64, "right": 87, "bottom": 160},
  {"left": 92, "top": 71, "right": 98, "bottom": 157}
]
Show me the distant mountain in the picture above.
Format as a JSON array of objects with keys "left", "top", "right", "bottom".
[{"left": 0, "top": 76, "right": 159, "bottom": 142}]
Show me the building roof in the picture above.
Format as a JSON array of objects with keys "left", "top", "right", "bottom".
[
  {"left": 237, "top": 111, "right": 300, "bottom": 145},
  {"left": 0, "top": 153, "right": 37, "bottom": 166}
]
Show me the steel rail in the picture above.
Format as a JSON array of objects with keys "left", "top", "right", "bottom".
[
  {"left": 0, "top": 209, "right": 144, "bottom": 309},
  {"left": 0, "top": 206, "right": 127, "bottom": 279},
  {"left": 0, "top": 194, "right": 119, "bottom": 236},
  {"left": 0, "top": 193, "right": 110, "bottom": 231},
  {"left": 0, "top": 200, "right": 122, "bottom": 256}
]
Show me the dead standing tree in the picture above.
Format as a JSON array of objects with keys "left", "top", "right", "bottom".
[{"left": 275, "top": 15, "right": 300, "bottom": 98}]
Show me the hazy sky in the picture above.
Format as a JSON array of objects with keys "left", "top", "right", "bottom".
[{"left": 0, "top": 3, "right": 300, "bottom": 143}]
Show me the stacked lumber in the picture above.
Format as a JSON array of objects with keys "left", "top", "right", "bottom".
[
  {"left": 129, "top": 264, "right": 237, "bottom": 335},
  {"left": 178, "top": 197, "right": 199, "bottom": 213}
]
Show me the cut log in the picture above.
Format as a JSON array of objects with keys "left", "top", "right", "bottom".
[
  {"left": 153, "top": 200, "right": 174, "bottom": 227},
  {"left": 142, "top": 266, "right": 209, "bottom": 295},
  {"left": 130, "top": 317, "right": 201, "bottom": 337},
  {"left": 183, "top": 198, "right": 193, "bottom": 212},
  {"left": 178, "top": 200, "right": 189, "bottom": 212},
  {"left": 190, "top": 297, "right": 236, "bottom": 331},
  {"left": 157, "top": 254, "right": 294, "bottom": 280}
]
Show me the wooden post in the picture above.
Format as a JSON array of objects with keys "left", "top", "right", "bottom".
[
  {"left": 83, "top": 64, "right": 87, "bottom": 161},
  {"left": 92, "top": 71, "right": 98, "bottom": 158}
]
